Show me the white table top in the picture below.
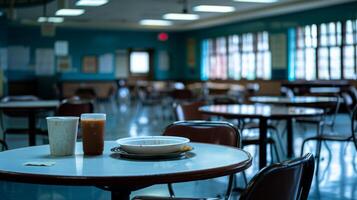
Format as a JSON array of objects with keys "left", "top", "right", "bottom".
[
  {"left": 0, "top": 141, "right": 251, "bottom": 186},
  {"left": 200, "top": 104, "right": 324, "bottom": 119},
  {"left": 0, "top": 100, "right": 60, "bottom": 109},
  {"left": 250, "top": 96, "right": 337, "bottom": 104}
]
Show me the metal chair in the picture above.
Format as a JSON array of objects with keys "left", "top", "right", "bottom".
[
  {"left": 163, "top": 121, "right": 242, "bottom": 200},
  {"left": 174, "top": 101, "right": 209, "bottom": 121},
  {"left": 57, "top": 97, "right": 94, "bottom": 117},
  {"left": 133, "top": 153, "right": 315, "bottom": 200},
  {"left": 301, "top": 106, "right": 357, "bottom": 176}
]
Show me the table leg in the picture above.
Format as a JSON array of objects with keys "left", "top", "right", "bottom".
[
  {"left": 287, "top": 118, "right": 294, "bottom": 158},
  {"left": 111, "top": 190, "right": 131, "bottom": 200},
  {"left": 28, "top": 112, "right": 36, "bottom": 146},
  {"left": 259, "top": 118, "right": 268, "bottom": 169}
]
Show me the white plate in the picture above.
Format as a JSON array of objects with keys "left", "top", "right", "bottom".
[{"left": 116, "top": 136, "right": 190, "bottom": 154}]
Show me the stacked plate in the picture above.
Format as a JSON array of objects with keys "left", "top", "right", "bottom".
[{"left": 112, "top": 136, "right": 192, "bottom": 159}]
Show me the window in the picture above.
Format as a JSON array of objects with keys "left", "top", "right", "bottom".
[
  {"left": 292, "top": 20, "right": 357, "bottom": 80},
  {"left": 202, "top": 31, "right": 271, "bottom": 80},
  {"left": 129, "top": 51, "right": 150, "bottom": 74}
]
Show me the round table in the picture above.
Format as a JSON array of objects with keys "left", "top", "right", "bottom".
[
  {"left": 199, "top": 104, "right": 324, "bottom": 169},
  {"left": 250, "top": 96, "right": 337, "bottom": 106},
  {"left": 0, "top": 100, "right": 60, "bottom": 146},
  {"left": 0, "top": 141, "right": 252, "bottom": 200}
]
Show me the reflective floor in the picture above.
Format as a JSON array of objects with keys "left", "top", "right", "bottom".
[{"left": 0, "top": 100, "right": 356, "bottom": 200}]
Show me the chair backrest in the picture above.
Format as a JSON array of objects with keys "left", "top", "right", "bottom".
[
  {"left": 351, "top": 107, "right": 357, "bottom": 150},
  {"left": 240, "top": 153, "right": 315, "bottom": 200},
  {"left": 57, "top": 98, "right": 94, "bottom": 117},
  {"left": 170, "top": 89, "right": 194, "bottom": 100},
  {"left": 348, "top": 86, "right": 357, "bottom": 110},
  {"left": 163, "top": 121, "right": 241, "bottom": 148},
  {"left": 213, "top": 96, "right": 238, "bottom": 105},
  {"left": 75, "top": 88, "right": 96, "bottom": 100},
  {"left": 174, "top": 101, "right": 209, "bottom": 121}
]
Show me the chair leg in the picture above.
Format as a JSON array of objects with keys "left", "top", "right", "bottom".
[
  {"left": 224, "top": 175, "right": 234, "bottom": 200},
  {"left": 242, "top": 171, "right": 248, "bottom": 187},
  {"left": 300, "top": 138, "right": 308, "bottom": 156},
  {"left": 270, "top": 127, "right": 286, "bottom": 157},
  {"left": 315, "top": 140, "right": 322, "bottom": 177},
  {"left": 167, "top": 183, "right": 175, "bottom": 197},
  {"left": 0, "top": 139, "right": 8, "bottom": 150},
  {"left": 272, "top": 142, "right": 281, "bottom": 162}
]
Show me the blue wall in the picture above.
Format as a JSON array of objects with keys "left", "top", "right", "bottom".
[
  {"left": 182, "top": 1, "right": 357, "bottom": 81},
  {"left": 5, "top": 24, "right": 184, "bottom": 81},
  {"left": 3, "top": 1, "right": 357, "bottom": 82}
]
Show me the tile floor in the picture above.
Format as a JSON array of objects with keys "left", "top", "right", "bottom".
[{"left": 0, "top": 100, "right": 356, "bottom": 200}]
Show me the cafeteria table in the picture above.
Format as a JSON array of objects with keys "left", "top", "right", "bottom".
[
  {"left": 250, "top": 96, "right": 337, "bottom": 106},
  {"left": 0, "top": 141, "right": 252, "bottom": 200},
  {"left": 199, "top": 104, "right": 324, "bottom": 169},
  {"left": 0, "top": 100, "right": 60, "bottom": 146}
]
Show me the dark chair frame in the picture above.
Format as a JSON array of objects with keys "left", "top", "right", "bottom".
[
  {"left": 301, "top": 106, "right": 357, "bottom": 176},
  {"left": 133, "top": 154, "right": 315, "bottom": 200},
  {"left": 163, "top": 121, "right": 242, "bottom": 200}
]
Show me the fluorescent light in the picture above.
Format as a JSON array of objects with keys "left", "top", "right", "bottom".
[
  {"left": 37, "top": 17, "right": 64, "bottom": 23},
  {"left": 193, "top": 5, "right": 235, "bottom": 13},
  {"left": 163, "top": 13, "right": 199, "bottom": 21},
  {"left": 56, "top": 9, "right": 85, "bottom": 16},
  {"left": 76, "top": 0, "right": 108, "bottom": 6},
  {"left": 38, "top": 17, "right": 47, "bottom": 23},
  {"left": 233, "top": 0, "right": 278, "bottom": 3},
  {"left": 140, "top": 19, "right": 172, "bottom": 26}
]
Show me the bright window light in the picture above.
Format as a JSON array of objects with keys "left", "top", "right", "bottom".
[
  {"left": 139, "top": 19, "right": 172, "bottom": 26},
  {"left": 76, "top": 0, "right": 108, "bottom": 6},
  {"left": 193, "top": 5, "right": 235, "bottom": 13},
  {"left": 130, "top": 52, "right": 150, "bottom": 74},
  {"left": 37, "top": 17, "right": 64, "bottom": 23},
  {"left": 163, "top": 13, "right": 199, "bottom": 21},
  {"left": 56, "top": 9, "right": 85, "bottom": 16},
  {"left": 233, "top": 0, "right": 277, "bottom": 3}
]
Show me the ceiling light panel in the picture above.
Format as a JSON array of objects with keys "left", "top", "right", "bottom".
[
  {"left": 139, "top": 19, "right": 173, "bottom": 26},
  {"left": 163, "top": 13, "right": 199, "bottom": 21},
  {"left": 56, "top": 9, "right": 85, "bottom": 16},
  {"left": 76, "top": 0, "right": 108, "bottom": 6},
  {"left": 37, "top": 17, "right": 64, "bottom": 23},
  {"left": 193, "top": 5, "right": 235, "bottom": 13}
]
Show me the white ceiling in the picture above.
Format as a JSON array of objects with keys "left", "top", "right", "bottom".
[{"left": 6, "top": 0, "right": 356, "bottom": 31}]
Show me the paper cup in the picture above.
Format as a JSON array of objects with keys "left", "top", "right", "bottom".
[{"left": 46, "top": 116, "right": 79, "bottom": 156}]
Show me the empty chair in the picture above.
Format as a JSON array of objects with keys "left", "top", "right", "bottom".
[
  {"left": 170, "top": 89, "right": 194, "bottom": 101},
  {"left": 174, "top": 101, "right": 209, "bottom": 121},
  {"left": 57, "top": 97, "right": 94, "bottom": 117},
  {"left": 163, "top": 121, "right": 241, "bottom": 199},
  {"left": 75, "top": 88, "right": 96, "bottom": 100},
  {"left": 301, "top": 106, "right": 357, "bottom": 176},
  {"left": 56, "top": 98, "right": 94, "bottom": 139},
  {"left": 133, "top": 153, "right": 315, "bottom": 200}
]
